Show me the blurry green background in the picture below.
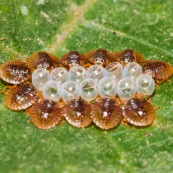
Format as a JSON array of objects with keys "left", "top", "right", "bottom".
[{"left": 0, "top": 0, "right": 173, "bottom": 173}]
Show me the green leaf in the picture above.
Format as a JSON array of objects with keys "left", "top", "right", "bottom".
[{"left": 0, "top": 0, "right": 173, "bottom": 173}]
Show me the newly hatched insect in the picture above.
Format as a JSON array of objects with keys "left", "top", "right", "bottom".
[
  {"left": 85, "top": 49, "right": 114, "bottom": 67},
  {"left": 91, "top": 98, "right": 123, "bottom": 130},
  {"left": 26, "top": 51, "right": 59, "bottom": 71},
  {"left": 60, "top": 51, "right": 87, "bottom": 69},
  {"left": 140, "top": 60, "right": 173, "bottom": 84},
  {"left": 123, "top": 96, "right": 155, "bottom": 127},
  {"left": 0, "top": 60, "right": 31, "bottom": 84},
  {"left": 113, "top": 49, "right": 144, "bottom": 66},
  {"left": 62, "top": 99, "right": 92, "bottom": 128},
  {"left": 28, "top": 99, "right": 62, "bottom": 129},
  {"left": 5, "top": 83, "right": 39, "bottom": 110}
]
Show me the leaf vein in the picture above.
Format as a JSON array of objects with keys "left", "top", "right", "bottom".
[
  {"left": 81, "top": 21, "right": 173, "bottom": 57},
  {"left": 46, "top": 0, "right": 97, "bottom": 53}
]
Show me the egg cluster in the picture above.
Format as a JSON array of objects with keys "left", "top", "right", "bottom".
[{"left": 32, "top": 62, "right": 155, "bottom": 102}]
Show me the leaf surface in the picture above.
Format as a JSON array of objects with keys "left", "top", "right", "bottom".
[{"left": 0, "top": 0, "right": 173, "bottom": 173}]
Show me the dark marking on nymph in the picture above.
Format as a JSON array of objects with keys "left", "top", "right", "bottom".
[
  {"left": 126, "top": 98, "right": 147, "bottom": 118},
  {"left": 67, "top": 51, "right": 81, "bottom": 66},
  {"left": 119, "top": 49, "right": 135, "bottom": 64},
  {"left": 70, "top": 99, "right": 86, "bottom": 117},
  {"left": 6, "top": 63, "right": 30, "bottom": 81},
  {"left": 12, "top": 83, "right": 38, "bottom": 105},
  {"left": 40, "top": 100, "right": 56, "bottom": 119},
  {"left": 141, "top": 61, "right": 168, "bottom": 79},
  {"left": 35, "top": 52, "right": 55, "bottom": 69},
  {"left": 101, "top": 98, "right": 116, "bottom": 116},
  {"left": 93, "top": 49, "right": 108, "bottom": 65}
]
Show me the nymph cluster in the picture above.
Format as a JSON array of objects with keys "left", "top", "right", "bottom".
[{"left": 0, "top": 49, "right": 172, "bottom": 130}]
